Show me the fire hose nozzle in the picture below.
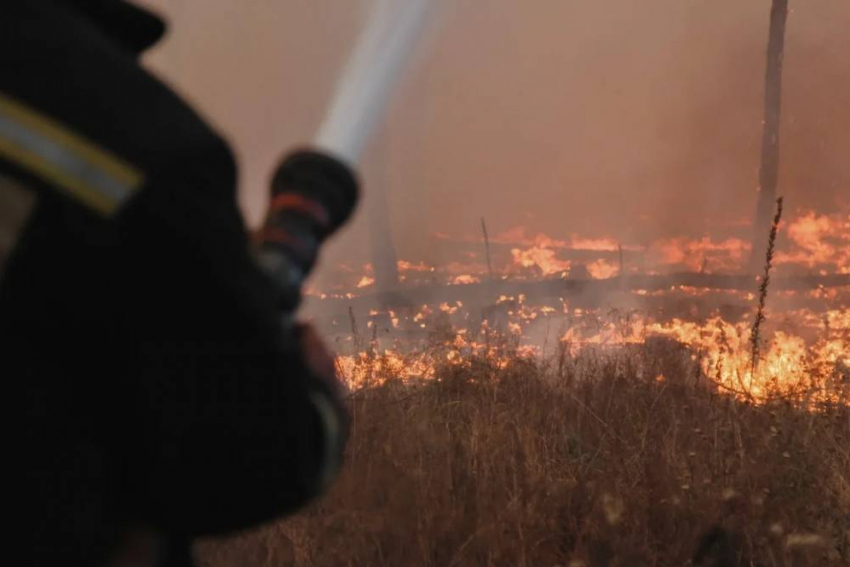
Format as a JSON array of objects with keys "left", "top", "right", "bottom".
[{"left": 257, "top": 149, "right": 360, "bottom": 312}]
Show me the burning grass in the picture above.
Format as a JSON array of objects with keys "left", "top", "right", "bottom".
[
  {"left": 316, "top": 206, "right": 850, "bottom": 292},
  {"left": 201, "top": 203, "right": 849, "bottom": 565},
  {"left": 331, "top": 291, "right": 849, "bottom": 408},
  {"left": 197, "top": 338, "right": 850, "bottom": 566}
]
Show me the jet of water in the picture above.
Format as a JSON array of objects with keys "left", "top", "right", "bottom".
[{"left": 315, "top": 0, "right": 435, "bottom": 165}]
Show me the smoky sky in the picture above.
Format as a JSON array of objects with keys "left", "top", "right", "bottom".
[{"left": 138, "top": 0, "right": 850, "bottom": 267}]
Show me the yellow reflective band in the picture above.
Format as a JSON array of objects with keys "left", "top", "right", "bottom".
[{"left": 0, "top": 91, "right": 145, "bottom": 216}]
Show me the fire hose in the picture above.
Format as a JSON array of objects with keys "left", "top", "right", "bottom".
[
  {"left": 155, "top": 4, "right": 438, "bottom": 564},
  {"left": 257, "top": 0, "right": 437, "bottom": 322}
]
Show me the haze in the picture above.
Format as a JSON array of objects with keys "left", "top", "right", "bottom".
[{"left": 137, "top": 0, "right": 850, "bottom": 268}]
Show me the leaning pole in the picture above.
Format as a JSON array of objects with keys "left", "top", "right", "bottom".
[
  {"left": 314, "top": 0, "right": 435, "bottom": 292},
  {"left": 751, "top": 0, "right": 789, "bottom": 270}
]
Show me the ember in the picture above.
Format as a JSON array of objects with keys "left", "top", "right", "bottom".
[{"left": 305, "top": 205, "right": 850, "bottom": 408}]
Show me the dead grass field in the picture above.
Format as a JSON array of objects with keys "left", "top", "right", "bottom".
[{"left": 198, "top": 341, "right": 849, "bottom": 566}]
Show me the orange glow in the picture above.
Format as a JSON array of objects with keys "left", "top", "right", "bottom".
[
  {"left": 569, "top": 235, "right": 621, "bottom": 252},
  {"left": 510, "top": 246, "right": 571, "bottom": 276},
  {"left": 397, "top": 260, "right": 434, "bottom": 272},
  {"left": 649, "top": 236, "right": 750, "bottom": 272},
  {"left": 776, "top": 210, "right": 850, "bottom": 273},
  {"left": 317, "top": 209, "right": 848, "bottom": 408},
  {"left": 452, "top": 274, "right": 480, "bottom": 285},
  {"left": 333, "top": 296, "right": 849, "bottom": 407},
  {"left": 587, "top": 259, "right": 620, "bottom": 279}
]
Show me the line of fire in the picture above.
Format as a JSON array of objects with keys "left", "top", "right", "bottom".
[{"left": 295, "top": 0, "right": 848, "bottom": 410}]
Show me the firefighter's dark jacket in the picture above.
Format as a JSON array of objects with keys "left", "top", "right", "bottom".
[{"left": 1, "top": 1, "right": 346, "bottom": 564}]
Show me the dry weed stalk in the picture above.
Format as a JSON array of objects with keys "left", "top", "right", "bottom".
[
  {"left": 750, "top": 197, "right": 784, "bottom": 376},
  {"left": 199, "top": 338, "right": 849, "bottom": 567}
]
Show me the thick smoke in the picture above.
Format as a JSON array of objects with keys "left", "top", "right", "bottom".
[{"left": 139, "top": 0, "right": 850, "bottom": 270}]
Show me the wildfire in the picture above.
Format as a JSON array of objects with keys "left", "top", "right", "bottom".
[
  {"left": 510, "top": 246, "right": 571, "bottom": 276},
  {"left": 314, "top": 206, "right": 849, "bottom": 409},
  {"left": 439, "top": 301, "right": 462, "bottom": 314},
  {"left": 568, "top": 235, "right": 621, "bottom": 252},
  {"left": 649, "top": 236, "right": 751, "bottom": 273},
  {"left": 776, "top": 210, "right": 850, "bottom": 273},
  {"left": 493, "top": 226, "right": 569, "bottom": 249},
  {"left": 452, "top": 274, "right": 480, "bottom": 285},
  {"left": 332, "top": 292, "right": 849, "bottom": 407},
  {"left": 397, "top": 260, "right": 433, "bottom": 272},
  {"left": 493, "top": 226, "right": 625, "bottom": 252},
  {"left": 587, "top": 259, "right": 620, "bottom": 279},
  {"left": 325, "top": 207, "right": 850, "bottom": 295}
]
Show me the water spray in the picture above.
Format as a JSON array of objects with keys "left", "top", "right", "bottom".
[
  {"left": 259, "top": 0, "right": 436, "bottom": 316},
  {"left": 314, "top": 0, "right": 436, "bottom": 165}
]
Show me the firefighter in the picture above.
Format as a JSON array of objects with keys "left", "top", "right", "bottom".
[{"left": 1, "top": 1, "right": 353, "bottom": 565}]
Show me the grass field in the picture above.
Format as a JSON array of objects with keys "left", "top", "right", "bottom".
[{"left": 197, "top": 338, "right": 849, "bottom": 566}]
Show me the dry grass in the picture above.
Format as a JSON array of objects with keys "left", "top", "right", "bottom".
[
  {"left": 750, "top": 196, "right": 783, "bottom": 376},
  {"left": 197, "top": 341, "right": 850, "bottom": 566}
]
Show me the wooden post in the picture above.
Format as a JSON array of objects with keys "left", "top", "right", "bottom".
[
  {"left": 618, "top": 243, "right": 625, "bottom": 277},
  {"left": 481, "top": 217, "right": 494, "bottom": 281},
  {"left": 369, "top": 130, "right": 401, "bottom": 293},
  {"left": 369, "top": 188, "right": 400, "bottom": 291},
  {"left": 751, "top": 0, "right": 789, "bottom": 271}
]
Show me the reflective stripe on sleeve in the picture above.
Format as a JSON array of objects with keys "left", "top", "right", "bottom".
[{"left": 0, "top": 91, "right": 144, "bottom": 216}]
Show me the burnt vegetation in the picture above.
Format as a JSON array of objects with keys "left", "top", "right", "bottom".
[
  {"left": 198, "top": 338, "right": 850, "bottom": 566},
  {"left": 196, "top": 211, "right": 849, "bottom": 566},
  {"left": 191, "top": 0, "right": 850, "bottom": 563}
]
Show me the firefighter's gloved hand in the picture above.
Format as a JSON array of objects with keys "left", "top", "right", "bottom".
[
  {"left": 296, "top": 323, "right": 349, "bottom": 491},
  {"left": 298, "top": 323, "right": 343, "bottom": 397}
]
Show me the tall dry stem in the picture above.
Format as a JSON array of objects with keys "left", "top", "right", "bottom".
[{"left": 750, "top": 197, "right": 784, "bottom": 375}]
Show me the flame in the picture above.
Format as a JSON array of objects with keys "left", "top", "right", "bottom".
[
  {"left": 559, "top": 311, "right": 847, "bottom": 405},
  {"left": 320, "top": 207, "right": 850, "bottom": 299},
  {"left": 397, "top": 260, "right": 433, "bottom": 272},
  {"left": 649, "top": 236, "right": 750, "bottom": 272},
  {"left": 334, "top": 296, "right": 849, "bottom": 407},
  {"left": 452, "top": 274, "right": 480, "bottom": 285},
  {"left": 493, "top": 226, "right": 569, "bottom": 249},
  {"left": 511, "top": 246, "right": 571, "bottom": 276},
  {"left": 413, "top": 304, "right": 432, "bottom": 323},
  {"left": 321, "top": 208, "right": 848, "bottom": 408},
  {"left": 569, "top": 236, "right": 620, "bottom": 252},
  {"left": 776, "top": 210, "right": 850, "bottom": 273},
  {"left": 439, "top": 302, "right": 461, "bottom": 314},
  {"left": 494, "top": 227, "right": 624, "bottom": 252},
  {"left": 587, "top": 259, "right": 620, "bottom": 279}
]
